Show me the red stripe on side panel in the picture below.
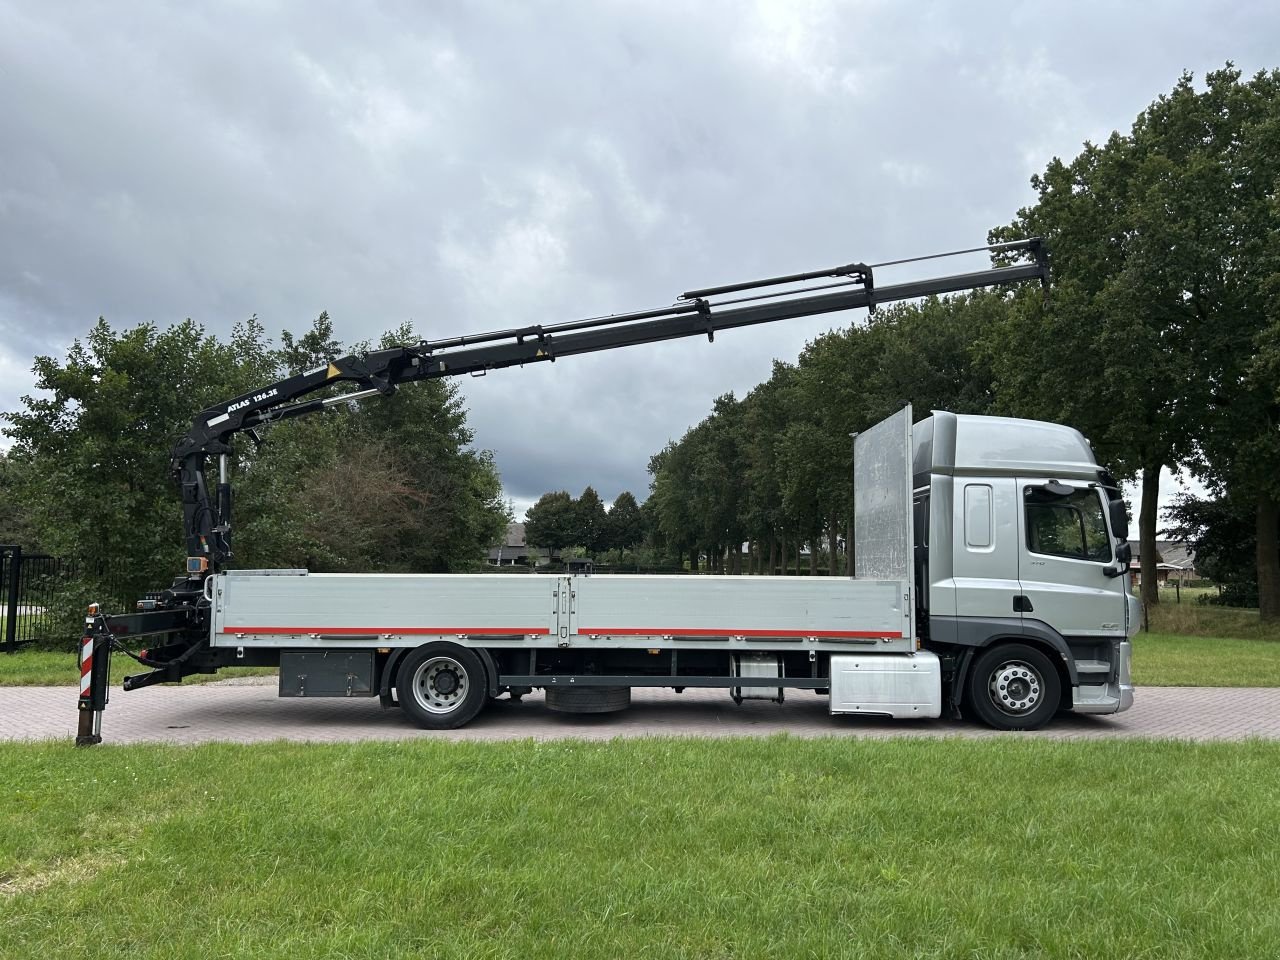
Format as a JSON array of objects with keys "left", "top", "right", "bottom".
[
  {"left": 576, "top": 627, "right": 901, "bottom": 638},
  {"left": 221, "top": 626, "right": 552, "bottom": 636}
]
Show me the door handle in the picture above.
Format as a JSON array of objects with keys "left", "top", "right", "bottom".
[{"left": 1013, "top": 595, "right": 1034, "bottom": 613}]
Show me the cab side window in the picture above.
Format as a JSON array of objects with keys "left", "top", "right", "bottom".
[{"left": 1025, "top": 487, "right": 1111, "bottom": 562}]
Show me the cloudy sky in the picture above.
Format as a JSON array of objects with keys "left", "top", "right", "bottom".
[{"left": 1, "top": 1, "right": 1275, "bottom": 515}]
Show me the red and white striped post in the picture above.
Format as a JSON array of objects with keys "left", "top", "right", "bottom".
[
  {"left": 78, "top": 631, "right": 93, "bottom": 698},
  {"left": 75, "top": 611, "right": 109, "bottom": 746}
]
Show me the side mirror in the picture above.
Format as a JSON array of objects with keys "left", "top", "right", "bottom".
[
  {"left": 1104, "top": 541, "right": 1132, "bottom": 579},
  {"left": 1108, "top": 499, "right": 1129, "bottom": 540}
]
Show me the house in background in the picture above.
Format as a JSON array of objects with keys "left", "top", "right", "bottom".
[
  {"left": 1127, "top": 539, "right": 1197, "bottom": 587},
  {"left": 487, "top": 522, "right": 559, "bottom": 567}
]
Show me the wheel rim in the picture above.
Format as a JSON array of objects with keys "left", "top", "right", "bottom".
[
  {"left": 411, "top": 656, "right": 469, "bottom": 715},
  {"left": 987, "top": 660, "right": 1043, "bottom": 717}
]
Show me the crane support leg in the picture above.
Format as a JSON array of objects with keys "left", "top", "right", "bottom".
[{"left": 75, "top": 620, "right": 112, "bottom": 747}]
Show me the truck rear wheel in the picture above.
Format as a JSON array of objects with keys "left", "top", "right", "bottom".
[
  {"left": 396, "top": 643, "right": 488, "bottom": 730},
  {"left": 966, "top": 643, "right": 1060, "bottom": 731}
]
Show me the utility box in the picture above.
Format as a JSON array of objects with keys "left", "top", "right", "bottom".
[
  {"left": 829, "top": 651, "right": 941, "bottom": 719},
  {"left": 279, "top": 651, "right": 374, "bottom": 698}
]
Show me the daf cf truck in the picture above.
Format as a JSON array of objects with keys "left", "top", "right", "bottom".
[{"left": 75, "top": 238, "right": 1136, "bottom": 743}]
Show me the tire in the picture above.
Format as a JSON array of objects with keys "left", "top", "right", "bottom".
[
  {"left": 396, "top": 643, "right": 488, "bottom": 730},
  {"left": 545, "top": 685, "right": 631, "bottom": 714},
  {"left": 966, "top": 642, "right": 1061, "bottom": 731}
]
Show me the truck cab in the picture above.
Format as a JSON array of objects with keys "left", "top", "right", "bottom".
[{"left": 913, "top": 411, "right": 1136, "bottom": 726}]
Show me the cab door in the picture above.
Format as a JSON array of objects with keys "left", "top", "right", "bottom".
[
  {"left": 1016, "top": 480, "right": 1126, "bottom": 638},
  {"left": 953, "top": 478, "right": 1023, "bottom": 621}
]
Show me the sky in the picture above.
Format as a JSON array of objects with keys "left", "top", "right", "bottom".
[{"left": 1, "top": 1, "right": 1275, "bottom": 521}]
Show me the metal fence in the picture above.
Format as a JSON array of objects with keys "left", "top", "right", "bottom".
[{"left": 1, "top": 546, "right": 134, "bottom": 653}]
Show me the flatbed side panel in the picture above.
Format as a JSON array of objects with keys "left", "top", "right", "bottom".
[
  {"left": 212, "top": 573, "right": 559, "bottom": 647},
  {"left": 572, "top": 575, "right": 912, "bottom": 652}
]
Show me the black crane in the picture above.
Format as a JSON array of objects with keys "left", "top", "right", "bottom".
[{"left": 173, "top": 238, "right": 1048, "bottom": 580}]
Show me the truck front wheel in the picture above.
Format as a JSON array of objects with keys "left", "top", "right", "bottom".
[
  {"left": 397, "top": 643, "right": 488, "bottom": 730},
  {"left": 966, "top": 643, "right": 1060, "bottom": 731}
]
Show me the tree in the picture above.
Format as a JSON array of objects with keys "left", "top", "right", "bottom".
[
  {"left": 2, "top": 316, "right": 511, "bottom": 591},
  {"left": 986, "top": 67, "right": 1280, "bottom": 619},
  {"left": 1166, "top": 493, "right": 1267, "bottom": 607},
  {"left": 605, "top": 491, "right": 645, "bottom": 551},
  {"left": 288, "top": 441, "right": 435, "bottom": 571},
  {"left": 571, "top": 486, "right": 608, "bottom": 555},
  {"left": 781, "top": 293, "right": 1007, "bottom": 576},
  {"left": 2, "top": 317, "right": 275, "bottom": 599},
  {"left": 642, "top": 68, "right": 1280, "bottom": 614},
  {"left": 223, "top": 321, "right": 510, "bottom": 573},
  {"left": 861, "top": 293, "right": 1005, "bottom": 417},
  {"left": 739, "top": 363, "right": 798, "bottom": 574},
  {"left": 986, "top": 84, "right": 1209, "bottom": 609},
  {"left": 523, "top": 491, "right": 576, "bottom": 556},
  {"left": 279, "top": 311, "right": 344, "bottom": 374},
  {"left": 0, "top": 452, "right": 40, "bottom": 548},
  {"left": 341, "top": 325, "right": 509, "bottom": 572},
  {"left": 687, "top": 395, "right": 748, "bottom": 573},
  {"left": 777, "top": 420, "right": 828, "bottom": 575},
  {"left": 1159, "top": 68, "right": 1280, "bottom": 621},
  {"left": 651, "top": 439, "right": 698, "bottom": 570}
]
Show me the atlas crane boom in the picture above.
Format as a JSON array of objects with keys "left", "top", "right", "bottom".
[{"left": 173, "top": 238, "right": 1048, "bottom": 579}]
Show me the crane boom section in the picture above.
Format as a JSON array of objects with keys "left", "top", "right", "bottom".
[{"left": 173, "top": 241, "right": 1048, "bottom": 575}]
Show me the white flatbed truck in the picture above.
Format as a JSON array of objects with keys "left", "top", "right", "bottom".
[{"left": 75, "top": 240, "right": 1136, "bottom": 743}]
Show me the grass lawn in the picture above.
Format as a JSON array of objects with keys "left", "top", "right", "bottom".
[
  {"left": 1, "top": 738, "right": 1278, "bottom": 959},
  {"left": 1131, "top": 595, "right": 1280, "bottom": 686},
  {"left": 1133, "top": 632, "right": 1280, "bottom": 686},
  {"left": 1145, "top": 593, "right": 1280, "bottom": 642},
  {"left": 0, "top": 648, "right": 276, "bottom": 686}
]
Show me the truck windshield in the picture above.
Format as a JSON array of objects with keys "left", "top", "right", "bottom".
[{"left": 1025, "top": 487, "right": 1111, "bottom": 562}]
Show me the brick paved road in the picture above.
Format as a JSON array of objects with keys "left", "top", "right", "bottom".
[{"left": 4, "top": 681, "right": 1280, "bottom": 744}]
